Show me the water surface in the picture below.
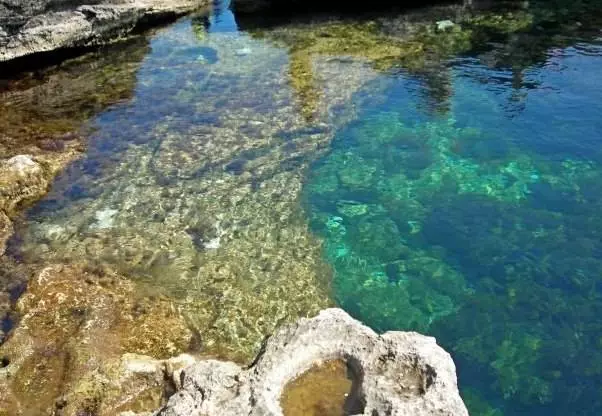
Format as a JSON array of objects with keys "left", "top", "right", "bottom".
[
  {"left": 304, "top": 24, "right": 602, "bottom": 416},
  {"left": 3, "top": 0, "right": 602, "bottom": 414}
]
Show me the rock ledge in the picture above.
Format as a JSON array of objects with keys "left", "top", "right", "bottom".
[
  {"left": 157, "top": 308, "right": 469, "bottom": 416},
  {"left": 0, "top": 0, "right": 209, "bottom": 62}
]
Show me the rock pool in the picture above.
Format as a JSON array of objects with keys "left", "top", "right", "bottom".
[{"left": 2, "top": 0, "right": 602, "bottom": 414}]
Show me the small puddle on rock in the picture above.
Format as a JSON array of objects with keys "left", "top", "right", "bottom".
[{"left": 280, "top": 359, "right": 364, "bottom": 416}]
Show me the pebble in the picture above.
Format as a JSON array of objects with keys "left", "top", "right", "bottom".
[
  {"left": 235, "top": 47, "right": 252, "bottom": 57},
  {"left": 436, "top": 20, "right": 456, "bottom": 31}
]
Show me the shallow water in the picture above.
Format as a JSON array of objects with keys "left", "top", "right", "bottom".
[
  {"left": 280, "top": 359, "right": 361, "bottom": 416},
  {"left": 2, "top": 0, "right": 602, "bottom": 414}
]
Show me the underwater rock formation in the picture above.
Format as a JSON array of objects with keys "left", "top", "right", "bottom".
[
  {"left": 0, "top": 149, "right": 81, "bottom": 257},
  {"left": 0, "top": 264, "right": 193, "bottom": 415},
  {"left": 0, "top": 0, "right": 209, "bottom": 62},
  {"left": 14, "top": 17, "right": 386, "bottom": 363},
  {"left": 0, "top": 34, "right": 147, "bottom": 263},
  {"left": 157, "top": 308, "right": 468, "bottom": 416}
]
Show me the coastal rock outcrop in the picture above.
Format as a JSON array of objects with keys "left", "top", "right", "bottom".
[
  {"left": 0, "top": 264, "right": 194, "bottom": 415},
  {"left": 157, "top": 308, "right": 469, "bottom": 416},
  {"left": 0, "top": 0, "right": 210, "bottom": 62},
  {"left": 0, "top": 148, "right": 81, "bottom": 258}
]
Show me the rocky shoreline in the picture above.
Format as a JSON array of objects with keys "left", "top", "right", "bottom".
[
  {"left": 2, "top": 292, "right": 469, "bottom": 415},
  {"left": 0, "top": 0, "right": 210, "bottom": 62},
  {"left": 156, "top": 308, "right": 468, "bottom": 416}
]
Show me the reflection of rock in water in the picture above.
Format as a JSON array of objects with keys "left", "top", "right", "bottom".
[{"left": 0, "top": 37, "right": 149, "bottom": 152}]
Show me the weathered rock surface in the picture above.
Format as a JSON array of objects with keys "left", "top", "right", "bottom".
[
  {"left": 0, "top": 211, "right": 11, "bottom": 256},
  {"left": 0, "top": 0, "right": 99, "bottom": 30},
  {"left": 157, "top": 308, "right": 469, "bottom": 416},
  {"left": 0, "top": 0, "right": 209, "bottom": 62},
  {"left": 0, "top": 264, "right": 194, "bottom": 415},
  {"left": 0, "top": 148, "right": 81, "bottom": 260}
]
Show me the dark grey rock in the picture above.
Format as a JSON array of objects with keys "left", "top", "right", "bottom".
[{"left": 0, "top": 0, "right": 210, "bottom": 62}]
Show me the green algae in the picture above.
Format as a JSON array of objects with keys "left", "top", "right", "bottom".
[
  {"left": 248, "top": 18, "right": 473, "bottom": 118},
  {"left": 243, "top": 0, "right": 602, "bottom": 125},
  {"left": 305, "top": 105, "right": 602, "bottom": 415},
  {"left": 11, "top": 16, "right": 368, "bottom": 365},
  {"left": 2, "top": 1, "right": 602, "bottom": 414},
  {"left": 242, "top": 2, "right": 550, "bottom": 120},
  {"left": 466, "top": 10, "right": 533, "bottom": 35}
]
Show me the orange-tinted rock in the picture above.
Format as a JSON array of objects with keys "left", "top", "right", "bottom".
[
  {"left": 0, "top": 264, "right": 193, "bottom": 415},
  {"left": 0, "top": 211, "right": 11, "bottom": 257}
]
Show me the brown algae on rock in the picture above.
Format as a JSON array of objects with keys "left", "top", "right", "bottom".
[
  {"left": 0, "top": 2, "right": 570, "bottom": 414},
  {"left": 0, "top": 264, "right": 193, "bottom": 415},
  {"left": 280, "top": 359, "right": 361, "bottom": 416}
]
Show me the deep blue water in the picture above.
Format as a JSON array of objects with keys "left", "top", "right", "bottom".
[{"left": 305, "top": 35, "right": 602, "bottom": 416}]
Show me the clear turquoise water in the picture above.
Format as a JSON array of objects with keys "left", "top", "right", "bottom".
[
  {"left": 304, "top": 36, "right": 602, "bottom": 416},
  {"left": 4, "top": 0, "right": 602, "bottom": 414}
]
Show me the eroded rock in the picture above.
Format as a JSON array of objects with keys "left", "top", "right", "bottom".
[
  {"left": 0, "top": 0, "right": 210, "bottom": 62},
  {"left": 0, "top": 149, "right": 81, "bottom": 215},
  {"left": 157, "top": 308, "right": 469, "bottom": 416},
  {"left": 0, "top": 264, "right": 193, "bottom": 415},
  {"left": 0, "top": 148, "right": 82, "bottom": 259}
]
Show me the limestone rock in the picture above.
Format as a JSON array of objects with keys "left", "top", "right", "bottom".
[
  {"left": 0, "top": 154, "right": 48, "bottom": 215},
  {"left": 157, "top": 308, "right": 469, "bottom": 416},
  {"left": 4, "top": 154, "right": 41, "bottom": 175},
  {"left": 0, "top": 0, "right": 210, "bottom": 62},
  {"left": 0, "top": 151, "right": 79, "bottom": 216},
  {"left": 0, "top": 265, "right": 193, "bottom": 415}
]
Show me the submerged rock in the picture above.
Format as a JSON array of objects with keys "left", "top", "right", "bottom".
[
  {"left": 0, "top": 264, "right": 193, "bottom": 415},
  {"left": 4, "top": 154, "right": 41, "bottom": 175},
  {"left": 234, "top": 47, "right": 252, "bottom": 56},
  {"left": 436, "top": 20, "right": 456, "bottom": 31},
  {"left": 157, "top": 308, "right": 468, "bottom": 416},
  {"left": 0, "top": 211, "right": 11, "bottom": 256},
  {"left": 0, "top": 148, "right": 82, "bottom": 259}
]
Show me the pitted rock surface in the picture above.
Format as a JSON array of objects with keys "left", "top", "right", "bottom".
[
  {"left": 0, "top": 0, "right": 210, "bottom": 62},
  {"left": 157, "top": 308, "right": 469, "bottom": 416}
]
